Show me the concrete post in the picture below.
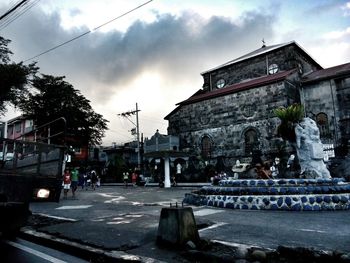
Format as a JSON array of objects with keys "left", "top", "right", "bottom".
[
  {"left": 157, "top": 206, "right": 200, "bottom": 247},
  {"left": 164, "top": 157, "right": 171, "bottom": 188}
]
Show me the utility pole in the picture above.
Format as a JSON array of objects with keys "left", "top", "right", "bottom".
[{"left": 118, "top": 103, "right": 141, "bottom": 169}]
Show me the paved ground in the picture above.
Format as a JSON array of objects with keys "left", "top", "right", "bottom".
[{"left": 22, "top": 185, "right": 350, "bottom": 262}]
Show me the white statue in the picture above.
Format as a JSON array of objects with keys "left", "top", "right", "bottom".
[
  {"left": 176, "top": 163, "right": 182, "bottom": 174},
  {"left": 235, "top": 160, "right": 240, "bottom": 167},
  {"left": 295, "top": 118, "right": 331, "bottom": 179}
]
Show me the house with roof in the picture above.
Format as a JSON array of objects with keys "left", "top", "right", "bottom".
[{"left": 165, "top": 41, "right": 350, "bottom": 173}]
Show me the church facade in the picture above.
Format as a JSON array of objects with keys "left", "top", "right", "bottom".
[{"left": 165, "top": 41, "right": 350, "bottom": 166}]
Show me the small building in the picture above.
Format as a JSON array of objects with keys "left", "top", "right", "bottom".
[
  {"left": 5, "top": 116, "right": 34, "bottom": 140},
  {"left": 144, "top": 130, "right": 189, "bottom": 187}
]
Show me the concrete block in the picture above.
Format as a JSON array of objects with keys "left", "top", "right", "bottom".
[{"left": 156, "top": 206, "right": 200, "bottom": 247}]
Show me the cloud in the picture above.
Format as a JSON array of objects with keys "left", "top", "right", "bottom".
[
  {"left": 303, "top": 1, "right": 345, "bottom": 16},
  {"left": 1, "top": 5, "right": 275, "bottom": 99},
  {"left": 342, "top": 2, "right": 350, "bottom": 16},
  {"left": 323, "top": 27, "right": 350, "bottom": 40},
  {"left": 0, "top": 3, "right": 276, "bottom": 143}
]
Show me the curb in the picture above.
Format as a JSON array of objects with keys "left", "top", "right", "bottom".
[
  {"left": 19, "top": 227, "right": 166, "bottom": 263},
  {"left": 101, "top": 183, "right": 211, "bottom": 187},
  {"left": 19, "top": 227, "right": 350, "bottom": 263}
]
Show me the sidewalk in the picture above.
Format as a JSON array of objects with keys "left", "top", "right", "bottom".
[{"left": 19, "top": 186, "right": 350, "bottom": 263}]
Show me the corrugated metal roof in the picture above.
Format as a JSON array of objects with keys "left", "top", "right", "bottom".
[
  {"left": 177, "top": 69, "right": 296, "bottom": 106},
  {"left": 201, "top": 41, "right": 322, "bottom": 75},
  {"left": 302, "top": 62, "right": 350, "bottom": 83}
]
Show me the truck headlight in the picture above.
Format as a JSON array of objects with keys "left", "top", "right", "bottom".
[{"left": 36, "top": 189, "right": 50, "bottom": 199}]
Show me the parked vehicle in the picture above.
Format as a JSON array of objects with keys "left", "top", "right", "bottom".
[
  {"left": 0, "top": 118, "right": 67, "bottom": 235},
  {"left": 0, "top": 127, "right": 67, "bottom": 236}
]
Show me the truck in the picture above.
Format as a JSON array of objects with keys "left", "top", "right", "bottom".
[{"left": 0, "top": 119, "right": 67, "bottom": 236}]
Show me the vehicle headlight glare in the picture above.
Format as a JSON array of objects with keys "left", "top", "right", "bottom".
[{"left": 37, "top": 189, "right": 50, "bottom": 199}]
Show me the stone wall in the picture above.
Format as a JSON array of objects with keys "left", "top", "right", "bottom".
[
  {"left": 336, "top": 77, "right": 350, "bottom": 145},
  {"left": 302, "top": 77, "right": 350, "bottom": 148},
  {"left": 168, "top": 77, "right": 299, "bottom": 159}
]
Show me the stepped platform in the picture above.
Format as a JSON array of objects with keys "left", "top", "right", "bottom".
[{"left": 183, "top": 178, "right": 350, "bottom": 211}]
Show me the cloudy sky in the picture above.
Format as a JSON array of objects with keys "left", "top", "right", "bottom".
[{"left": 1, "top": 0, "right": 349, "bottom": 145}]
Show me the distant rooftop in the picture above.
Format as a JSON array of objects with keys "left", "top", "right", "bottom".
[{"left": 302, "top": 62, "right": 350, "bottom": 83}]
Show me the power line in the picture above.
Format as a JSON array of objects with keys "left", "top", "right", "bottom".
[
  {"left": 23, "top": 0, "right": 154, "bottom": 62},
  {"left": 108, "top": 129, "right": 133, "bottom": 139},
  {"left": 0, "top": 0, "right": 40, "bottom": 31},
  {"left": 0, "top": 0, "right": 28, "bottom": 21},
  {"left": 140, "top": 115, "right": 166, "bottom": 125}
]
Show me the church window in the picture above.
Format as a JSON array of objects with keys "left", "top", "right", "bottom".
[
  {"left": 216, "top": 78, "right": 225, "bottom": 89},
  {"left": 316, "top": 113, "right": 330, "bottom": 137},
  {"left": 201, "top": 135, "right": 212, "bottom": 158},
  {"left": 244, "top": 129, "right": 258, "bottom": 155},
  {"left": 268, "top": 63, "right": 279, "bottom": 74}
]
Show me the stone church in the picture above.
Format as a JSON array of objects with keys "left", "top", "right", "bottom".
[{"left": 165, "top": 41, "right": 350, "bottom": 167}]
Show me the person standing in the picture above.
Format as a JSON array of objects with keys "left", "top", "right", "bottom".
[
  {"left": 270, "top": 162, "right": 279, "bottom": 178},
  {"left": 62, "top": 169, "right": 71, "bottom": 199},
  {"left": 70, "top": 167, "right": 79, "bottom": 198},
  {"left": 131, "top": 171, "right": 138, "bottom": 186}
]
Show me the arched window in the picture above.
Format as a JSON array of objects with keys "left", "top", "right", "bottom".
[
  {"left": 201, "top": 135, "right": 212, "bottom": 158},
  {"left": 316, "top": 113, "right": 329, "bottom": 137},
  {"left": 244, "top": 129, "right": 258, "bottom": 155}
]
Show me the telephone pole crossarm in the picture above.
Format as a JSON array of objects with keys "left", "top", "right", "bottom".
[{"left": 117, "top": 103, "right": 141, "bottom": 169}]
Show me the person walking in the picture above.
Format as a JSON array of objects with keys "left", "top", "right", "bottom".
[
  {"left": 62, "top": 169, "right": 71, "bottom": 199},
  {"left": 91, "top": 169, "right": 98, "bottom": 190},
  {"left": 70, "top": 167, "right": 79, "bottom": 198},
  {"left": 123, "top": 172, "right": 129, "bottom": 188}
]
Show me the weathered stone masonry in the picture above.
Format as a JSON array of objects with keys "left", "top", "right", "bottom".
[{"left": 169, "top": 79, "right": 299, "bottom": 159}]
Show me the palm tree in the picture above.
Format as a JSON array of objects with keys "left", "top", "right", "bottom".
[
  {"left": 274, "top": 104, "right": 305, "bottom": 176},
  {"left": 274, "top": 104, "right": 304, "bottom": 143}
]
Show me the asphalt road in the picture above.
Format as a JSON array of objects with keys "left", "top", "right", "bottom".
[
  {"left": 28, "top": 186, "right": 350, "bottom": 254},
  {"left": 0, "top": 238, "right": 88, "bottom": 263}
]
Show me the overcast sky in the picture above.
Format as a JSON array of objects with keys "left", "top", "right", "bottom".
[{"left": 1, "top": 0, "right": 349, "bottom": 145}]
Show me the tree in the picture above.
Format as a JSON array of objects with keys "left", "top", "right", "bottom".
[
  {"left": 274, "top": 104, "right": 304, "bottom": 175},
  {"left": 18, "top": 74, "right": 108, "bottom": 146},
  {"left": 0, "top": 36, "right": 37, "bottom": 114},
  {"left": 274, "top": 104, "right": 304, "bottom": 142}
]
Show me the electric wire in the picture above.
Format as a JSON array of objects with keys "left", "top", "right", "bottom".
[
  {"left": 108, "top": 129, "right": 133, "bottom": 140},
  {"left": 0, "top": 0, "right": 28, "bottom": 21},
  {"left": 140, "top": 115, "right": 166, "bottom": 125},
  {"left": 23, "top": 0, "right": 153, "bottom": 62},
  {"left": 0, "top": 0, "right": 31, "bottom": 29},
  {"left": 0, "top": 0, "right": 40, "bottom": 31},
  {"left": 0, "top": 2, "right": 25, "bottom": 29}
]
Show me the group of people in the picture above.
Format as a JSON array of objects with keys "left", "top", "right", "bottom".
[
  {"left": 62, "top": 167, "right": 99, "bottom": 199},
  {"left": 123, "top": 170, "right": 145, "bottom": 187}
]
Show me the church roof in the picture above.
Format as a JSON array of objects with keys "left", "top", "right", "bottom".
[
  {"left": 201, "top": 41, "right": 322, "bottom": 75},
  {"left": 179, "top": 69, "right": 296, "bottom": 106},
  {"left": 164, "top": 69, "right": 296, "bottom": 120},
  {"left": 302, "top": 62, "right": 350, "bottom": 83}
]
